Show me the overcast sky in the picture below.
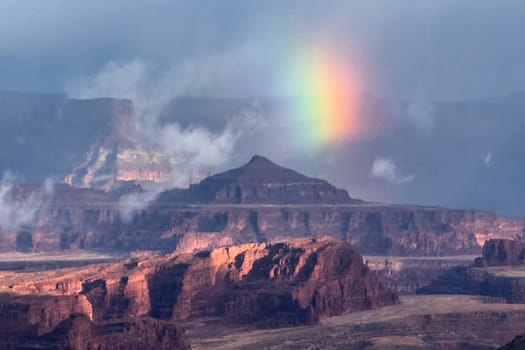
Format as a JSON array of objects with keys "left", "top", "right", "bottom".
[{"left": 1, "top": 0, "right": 525, "bottom": 100}]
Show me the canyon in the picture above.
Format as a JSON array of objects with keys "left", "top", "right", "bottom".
[
  {"left": 2, "top": 90, "right": 525, "bottom": 348},
  {"left": 419, "top": 239, "right": 525, "bottom": 303},
  {"left": 0, "top": 238, "right": 396, "bottom": 349},
  {"left": 0, "top": 155, "right": 522, "bottom": 258}
]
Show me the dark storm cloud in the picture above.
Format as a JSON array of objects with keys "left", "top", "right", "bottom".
[{"left": 1, "top": 0, "right": 524, "bottom": 99}]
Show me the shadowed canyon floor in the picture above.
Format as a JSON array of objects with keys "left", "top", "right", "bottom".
[{"left": 187, "top": 295, "right": 525, "bottom": 350}]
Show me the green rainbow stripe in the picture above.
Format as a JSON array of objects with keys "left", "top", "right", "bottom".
[{"left": 282, "top": 48, "right": 360, "bottom": 151}]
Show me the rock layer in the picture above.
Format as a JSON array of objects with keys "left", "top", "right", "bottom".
[
  {"left": 0, "top": 238, "right": 397, "bottom": 328},
  {"left": 479, "top": 239, "right": 525, "bottom": 266},
  {"left": 0, "top": 157, "right": 522, "bottom": 256},
  {"left": 498, "top": 335, "right": 525, "bottom": 350},
  {"left": 418, "top": 239, "right": 525, "bottom": 303}
]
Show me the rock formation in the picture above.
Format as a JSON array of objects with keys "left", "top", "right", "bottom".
[
  {"left": 498, "top": 335, "right": 525, "bottom": 350},
  {"left": 0, "top": 238, "right": 396, "bottom": 348},
  {"left": 0, "top": 90, "right": 173, "bottom": 189},
  {"left": 0, "top": 156, "right": 522, "bottom": 256},
  {"left": 0, "top": 90, "right": 524, "bottom": 257},
  {"left": 478, "top": 238, "right": 525, "bottom": 266},
  {"left": 0, "top": 238, "right": 397, "bottom": 324},
  {"left": 0, "top": 297, "right": 189, "bottom": 350},
  {"left": 418, "top": 239, "right": 525, "bottom": 303},
  {"left": 156, "top": 155, "right": 357, "bottom": 205}
]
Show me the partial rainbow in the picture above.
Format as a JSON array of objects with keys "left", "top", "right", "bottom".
[{"left": 281, "top": 48, "right": 361, "bottom": 150}]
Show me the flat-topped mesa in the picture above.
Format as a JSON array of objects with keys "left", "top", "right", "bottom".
[
  {"left": 157, "top": 155, "right": 359, "bottom": 205},
  {"left": 169, "top": 237, "right": 397, "bottom": 325},
  {"left": 0, "top": 238, "right": 397, "bottom": 329},
  {"left": 418, "top": 239, "right": 525, "bottom": 303},
  {"left": 0, "top": 91, "right": 174, "bottom": 190}
]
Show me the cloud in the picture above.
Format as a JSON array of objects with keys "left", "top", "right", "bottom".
[
  {"left": 66, "top": 60, "right": 151, "bottom": 101},
  {"left": 371, "top": 157, "right": 415, "bottom": 185},
  {"left": 65, "top": 48, "right": 274, "bottom": 216},
  {"left": 483, "top": 152, "right": 494, "bottom": 168},
  {"left": 65, "top": 46, "right": 264, "bottom": 188},
  {"left": 117, "top": 189, "right": 159, "bottom": 223},
  {"left": 3, "top": 1, "right": 525, "bottom": 100},
  {"left": 404, "top": 101, "right": 435, "bottom": 134},
  {"left": 0, "top": 173, "right": 54, "bottom": 231}
]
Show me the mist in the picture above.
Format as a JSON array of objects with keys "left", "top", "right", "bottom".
[{"left": 0, "top": 173, "right": 54, "bottom": 231}]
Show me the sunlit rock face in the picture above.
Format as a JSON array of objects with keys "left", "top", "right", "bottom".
[
  {"left": 0, "top": 238, "right": 398, "bottom": 327},
  {"left": 0, "top": 238, "right": 394, "bottom": 348},
  {"left": 59, "top": 96, "right": 175, "bottom": 189},
  {"left": 0, "top": 90, "right": 174, "bottom": 190}
]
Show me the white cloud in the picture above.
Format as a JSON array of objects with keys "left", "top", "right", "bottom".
[
  {"left": 65, "top": 46, "right": 263, "bottom": 188},
  {"left": 404, "top": 101, "right": 435, "bottom": 134},
  {"left": 0, "top": 173, "right": 54, "bottom": 231},
  {"left": 66, "top": 60, "right": 151, "bottom": 101},
  {"left": 65, "top": 46, "right": 273, "bottom": 216},
  {"left": 371, "top": 157, "right": 415, "bottom": 184},
  {"left": 483, "top": 151, "right": 494, "bottom": 167}
]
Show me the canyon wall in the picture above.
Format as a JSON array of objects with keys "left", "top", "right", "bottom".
[
  {"left": 0, "top": 186, "right": 522, "bottom": 257},
  {"left": 418, "top": 239, "right": 525, "bottom": 303},
  {"left": 0, "top": 238, "right": 396, "bottom": 348},
  {"left": 0, "top": 238, "right": 397, "bottom": 326},
  {"left": 0, "top": 91, "right": 173, "bottom": 189}
]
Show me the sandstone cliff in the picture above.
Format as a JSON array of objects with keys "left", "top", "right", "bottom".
[
  {"left": 0, "top": 238, "right": 395, "bottom": 348},
  {"left": 0, "top": 238, "right": 397, "bottom": 325},
  {"left": 478, "top": 238, "right": 525, "bottom": 266},
  {"left": 0, "top": 156, "right": 522, "bottom": 256},
  {"left": 0, "top": 91, "right": 174, "bottom": 189},
  {"left": 418, "top": 239, "right": 525, "bottom": 303}
]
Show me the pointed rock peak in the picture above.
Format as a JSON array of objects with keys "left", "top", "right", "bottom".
[
  {"left": 158, "top": 154, "right": 358, "bottom": 205},
  {"left": 245, "top": 155, "right": 279, "bottom": 168},
  {"left": 195, "top": 154, "right": 314, "bottom": 187}
]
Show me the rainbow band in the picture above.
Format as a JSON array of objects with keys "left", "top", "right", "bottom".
[{"left": 283, "top": 50, "right": 359, "bottom": 150}]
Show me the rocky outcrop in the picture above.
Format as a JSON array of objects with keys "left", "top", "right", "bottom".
[
  {"left": 418, "top": 240, "right": 525, "bottom": 303},
  {"left": 0, "top": 90, "right": 174, "bottom": 189},
  {"left": 0, "top": 307, "right": 189, "bottom": 350},
  {"left": 157, "top": 155, "right": 357, "bottom": 205},
  {"left": 0, "top": 238, "right": 396, "bottom": 348},
  {"left": 25, "top": 314, "right": 189, "bottom": 350},
  {"left": 0, "top": 238, "right": 397, "bottom": 329},
  {"left": 498, "top": 335, "right": 525, "bottom": 350},
  {"left": 365, "top": 255, "right": 476, "bottom": 294},
  {"left": 478, "top": 239, "right": 525, "bottom": 267},
  {"left": 169, "top": 238, "right": 398, "bottom": 325},
  {"left": 0, "top": 157, "right": 522, "bottom": 256}
]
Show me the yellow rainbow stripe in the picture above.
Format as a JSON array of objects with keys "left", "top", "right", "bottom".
[{"left": 283, "top": 49, "right": 360, "bottom": 150}]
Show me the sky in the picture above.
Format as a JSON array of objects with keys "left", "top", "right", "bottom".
[
  {"left": 1, "top": 1, "right": 525, "bottom": 217},
  {"left": 1, "top": 0, "right": 525, "bottom": 100}
]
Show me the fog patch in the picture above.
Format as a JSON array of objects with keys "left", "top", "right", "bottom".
[
  {"left": 0, "top": 173, "right": 54, "bottom": 231},
  {"left": 371, "top": 157, "right": 415, "bottom": 185}
]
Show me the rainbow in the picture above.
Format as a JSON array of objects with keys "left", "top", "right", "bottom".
[{"left": 281, "top": 48, "right": 361, "bottom": 150}]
